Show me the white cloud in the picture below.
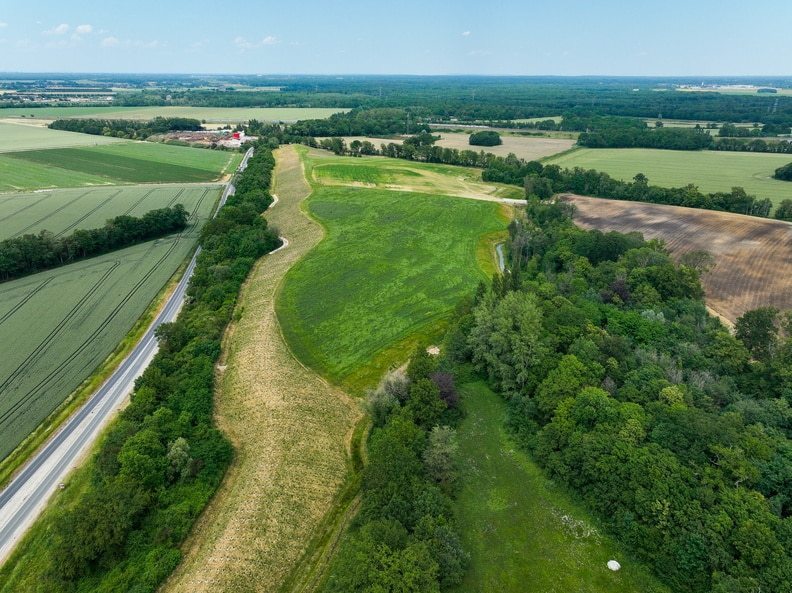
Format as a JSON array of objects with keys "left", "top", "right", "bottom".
[
  {"left": 74, "top": 24, "right": 93, "bottom": 35},
  {"left": 0, "top": 22, "right": 8, "bottom": 29},
  {"left": 468, "top": 49, "right": 492, "bottom": 57},
  {"left": 101, "top": 36, "right": 119, "bottom": 47},
  {"left": 44, "top": 23, "right": 69, "bottom": 35},
  {"left": 233, "top": 35, "right": 280, "bottom": 50},
  {"left": 461, "top": 31, "right": 471, "bottom": 37}
]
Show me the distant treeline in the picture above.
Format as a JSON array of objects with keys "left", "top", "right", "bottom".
[
  {"left": 288, "top": 108, "right": 426, "bottom": 137},
  {"left": 578, "top": 126, "right": 715, "bottom": 150},
  {"left": 31, "top": 145, "right": 280, "bottom": 591},
  {"left": 50, "top": 117, "right": 203, "bottom": 139},
  {"left": 0, "top": 205, "right": 188, "bottom": 282},
  {"left": 713, "top": 138, "right": 792, "bottom": 154},
  {"left": 324, "top": 354, "right": 467, "bottom": 592},
  {"left": 99, "top": 78, "right": 792, "bottom": 127}
]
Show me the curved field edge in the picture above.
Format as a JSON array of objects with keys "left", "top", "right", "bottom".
[
  {"left": 161, "top": 145, "right": 362, "bottom": 593},
  {"left": 276, "top": 149, "right": 511, "bottom": 394}
]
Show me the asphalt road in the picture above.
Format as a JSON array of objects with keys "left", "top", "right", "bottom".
[{"left": 0, "top": 147, "right": 254, "bottom": 564}]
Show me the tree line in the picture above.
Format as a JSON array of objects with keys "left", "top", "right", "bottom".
[
  {"left": 50, "top": 116, "right": 203, "bottom": 140},
  {"left": 323, "top": 353, "right": 467, "bottom": 592},
  {"left": 28, "top": 144, "right": 280, "bottom": 591},
  {"left": 439, "top": 200, "right": 792, "bottom": 593},
  {"left": 0, "top": 205, "right": 188, "bottom": 282},
  {"left": 302, "top": 132, "right": 785, "bottom": 220}
]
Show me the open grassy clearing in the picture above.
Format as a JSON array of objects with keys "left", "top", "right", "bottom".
[
  {"left": 278, "top": 149, "right": 508, "bottom": 392},
  {"left": 0, "top": 121, "right": 123, "bottom": 152},
  {"left": 565, "top": 194, "right": 792, "bottom": 323},
  {"left": 548, "top": 147, "right": 792, "bottom": 207},
  {"left": 163, "top": 145, "right": 361, "bottom": 593},
  {"left": 452, "top": 382, "right": 670, "bottom": 593},
  {"left": 0, "top": 184, "right": 219, "bottom": 239},
  {"left": 0, "top": 106, "right": 348, "bottom": 123},
  {"left": 0, "top": 182, "right": 217, "bottom": 460},
  {"left": 0, "top": 142, "right": 241, "bottom": 190},
  {"left": 308, "top": 149, "right": 524, "bottom": 201}
]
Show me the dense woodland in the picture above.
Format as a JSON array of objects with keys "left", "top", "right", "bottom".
[
  {"left": 323, "top": 355, "right": 466, "bottom": 592},
  {"left": 0, "top": 205, "right": 188, "bottom": 282},
  {"left": 50, "top": 117, "right": 202, "bottom": 140},
  {"left": 91, "top": 77, "right": 792, "bottom": 127},
  {"left": 439, "top": 200, "right": 792, "bottom": 593},
  {"left": 34, "top": 145, "right": 280, "bottom": 592}
]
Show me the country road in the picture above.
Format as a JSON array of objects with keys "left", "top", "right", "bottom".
[{"left": 0, "top": 147, "right": 254, "bottom": 564}]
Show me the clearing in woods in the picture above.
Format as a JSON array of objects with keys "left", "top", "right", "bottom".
[
  {"left": 452, "top": 382, "right": 671, "bottom": 593},
  {"left": 547, "top": 147, "right": 792, "bottom": 207},
  {"left": 277, "top": 148, "right": 510, "bottom": 392},
  {"left": 0, "top": 184, "right": 218, "bottom": 460},
  {"left": 564, "top": 194, "right": 792, "bottom": 323},
  {"left": 0, "top": 142, "right": 242, "bottom": 190},
  {"left": 162, "top": 145, "right": 361, "bottom": 593}
]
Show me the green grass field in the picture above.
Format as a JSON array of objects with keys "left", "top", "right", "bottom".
[
  {"left": 0, "top": 106, "right": 348, "bottom": 123},
  {"left": 277, "top": 150, "right": 507, "bottom": 392},
  {"left": 308, "top": 151, "right": 524, "bottom": 201},
  {"left": 0, "top": 185, "right": 219, "bottom": 460},
  {"left": 0, "top": 184, "right": 220, "bottom": 239},
  {"left": 0, "top": 142, "right": 241, "bottom": 190},
  {"left": 547, "top": 147, "right": 792, "bottom": 206},
  {"left": 0, "top": 121, "right": 124, "bottom": 153},
  {"left": 452, "top": 382, "right": 670, "bottom": 593}
]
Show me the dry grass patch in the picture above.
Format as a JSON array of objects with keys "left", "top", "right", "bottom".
[{"left": 162, "top": 145, "right": 361, "bottom": 593}]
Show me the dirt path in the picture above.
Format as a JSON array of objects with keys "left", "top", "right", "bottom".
[{"left": 162, "top": 145, "right": 361, "bottom": 593}]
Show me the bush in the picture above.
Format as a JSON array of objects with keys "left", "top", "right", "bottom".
[
  {"left": 469, "top": 130, "right": 502, "bottom": 146},
  {"left": 773, "top": 162, "right": 792, "bottom": 181}
]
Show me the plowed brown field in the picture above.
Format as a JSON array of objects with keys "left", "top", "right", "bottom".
[{"left": 563, "top": 194, "right": 792, "bottom": 323}]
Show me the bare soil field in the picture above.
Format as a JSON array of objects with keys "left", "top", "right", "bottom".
[
  {"left": 564, "top": 195, "right": 792, "bottom": 323},
  {"left": 162, "top": 146, "right": 361, "bottom": 593},
  {"left": 332, "top": 132, "right": 575, "bottom": 161}
]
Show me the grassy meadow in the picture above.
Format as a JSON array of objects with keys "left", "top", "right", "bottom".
[
  {"left": 277, "top": 149, "right": 509, "bottom": 392},
  {"left": 0, "top": 185, "right": 218, "bottom": 460},
  {"left": 547, "top": 147, "right": 792, "bottom": 206},
  {"left": 0, "top": 184, "right": 219, "bottom": 239},
  {"left": 0, "top": 121, "right": 124, "bottom": 152},
  {"left": 452, "top": 382, "right": 671, "bottom": 593},
  {"left": 0, "top": 142, "right": 241, "bottom": 190}
]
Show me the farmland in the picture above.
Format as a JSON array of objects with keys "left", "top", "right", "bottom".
[
  {"left": 309, "top": 150, "right": 524, "bottom": 201},
  {"left": 0, "top": 106, "right": 348, "bottom": 124},
  {"left": 547, "top": 147, "right": 792, "bottom": 206},
  {"left": 0, "top": 142, "right": 241, "bottom": 190},
  {"left": 565, "top": 194, "right": 792, "bottom": 323},
  {"left": 328, "top": 132, "right": 575, "bottom": 162},
  {"left": 0, "top": 180, "right": 217, "bottom": 460},
  {"left": 163, "top": 145, "right": 361, "bottom": 593},
  {"left": 452, "top": 382, "right": 670, "bottom": 593},
  {"left": 0, "top": 184, "right": 219, "bottom": 238},
  {"left": 278, "top": 148, "right": 509, "bottom": 392},
  {"left": 0, "top": 121, "right": 123, "bottom": 152}
]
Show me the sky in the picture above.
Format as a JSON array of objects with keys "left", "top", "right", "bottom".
[{"left": 1, "top": 0, "right": 791, "bottom": 76}]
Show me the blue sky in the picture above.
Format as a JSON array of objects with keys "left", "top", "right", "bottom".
[{"left": 1, "top": 0, "right": 791, "bottom": 75}]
